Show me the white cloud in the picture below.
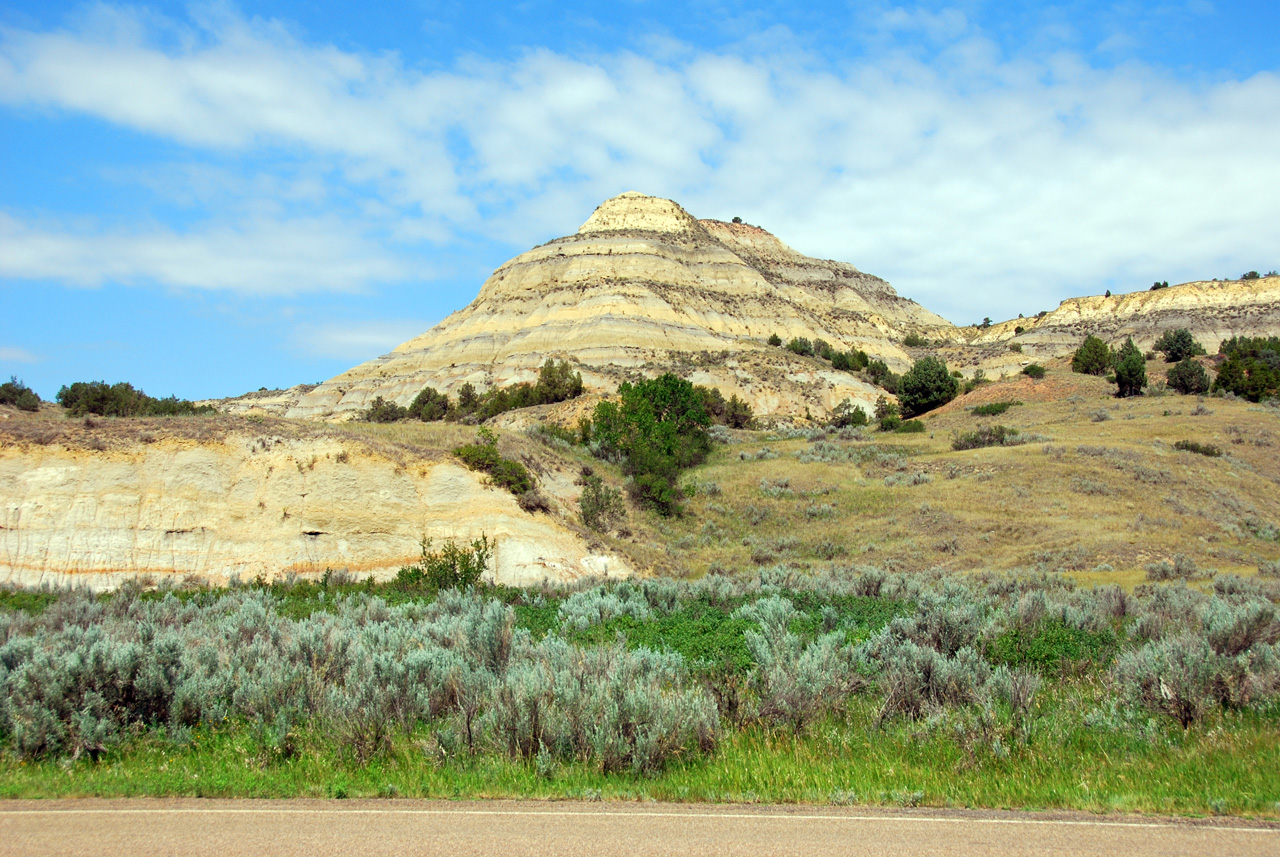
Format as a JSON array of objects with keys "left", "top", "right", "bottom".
[
  {"left": 0, "top": 213, "right": 408, "bottom": 294},
  {"left": 1, "top": 6, "right": 1278, "bottom": 321},
  {"left": 0, "top": 346, "right": 38, "bottom": 363}
]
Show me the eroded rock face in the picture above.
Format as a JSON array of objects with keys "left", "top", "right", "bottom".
[
  {"left": 936, "top": 276, "right": 1280, "bottom": 377},
  {"left": 0, "top": 436, "right": 630, "bottom": 590},
  {"left": 255, "top": 192, "right": 953, "bottom": 422}
]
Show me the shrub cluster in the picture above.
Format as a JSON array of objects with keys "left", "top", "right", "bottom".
[
  {"left": 951, "top": 425, "right": 1021, "bottom": 450},
  {"left": 1113, "top": 338, "right": 1147, "bottom": 398},
  {"left": 0, "top": 377, "right": 41, "bottom": 412},
  {"left": 1173, "top": 439, "right": 1221, "bottom": 458},
  {"left": 1213, "top": 336, "right": 1280, "bottom": 402},
  {"left": 0, "top": 587, "right": 717, "bottom": 772},
  {"left": 453, "top": 428, "right": 536, "bottom": 496},
  {"left": 769, "top": 333, "right": 896, "bottom": 390},
  {"left": 1021, "top": 364, "right": 1046, "bottom": 379},
  {"left": 1166, "top": 358, "right": 1211, "bottom": 395},
  {"left": 394, "top": 535, "right": 492, "bottom": 591},
  {"left": 897, "top": 356, "right": 959, "bottom": 417},
  {"left": 364, "top": 359, "right": 585, "bottom": 424},
  {"left": 3, "top": 567, "right": 1278, "bottom": 770},
  {"left": 827, "top": 399, "right": 869, "bottom": 428},
  {"left": 55, "top": 381, "right": 214, "bottom": 417},
  {"left": 590, "top": 374, "right": 713, "bottom": 515},
  {"left": 972, "top": 401, "right": 1020, "bottom": 417},
  {"left": 1070, "top": 336, "right": 1115, "bottom": 376},
  {"left": 577, "top": 469, "right": 626, "bottom": 533},
  {"left": 1153, "top": 329, "right": 1207, "bottom": 363}
]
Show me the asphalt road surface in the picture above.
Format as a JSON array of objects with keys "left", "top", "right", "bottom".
[{"left": 2, "top": 800, "right": 1277, "bottom": 856}]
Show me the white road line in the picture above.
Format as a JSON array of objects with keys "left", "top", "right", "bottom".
[{"left": 1, "top": 807, "right": 1275, "bottom": 833}]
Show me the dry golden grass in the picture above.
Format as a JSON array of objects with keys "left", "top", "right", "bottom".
[{"left": 622, "top": 359, "right": 1280, "bottom": 586}]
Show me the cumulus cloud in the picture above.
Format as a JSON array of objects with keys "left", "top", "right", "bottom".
[{"left": 1, "top": 5, "right": 1277, "bottom": 320}]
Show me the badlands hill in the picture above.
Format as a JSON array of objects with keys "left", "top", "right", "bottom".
[
  {"left": 945, "top": 276, "right": 1280, "bottom": 380},
  {"left": 219, "top": 192, "right": 1280, "bottom": 423},
  {"left": 243, "top": 192, "right": 955, "bottom": 422}
]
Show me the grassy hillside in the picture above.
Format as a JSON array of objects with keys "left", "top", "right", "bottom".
[{"left": 599, "top": 358, "right": 1280, "bottom": 588}]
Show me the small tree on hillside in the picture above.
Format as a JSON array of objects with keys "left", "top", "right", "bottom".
[
  {"left": 409, "top": 386, "right": 450, "bottom": 421},
  {"left": 1071, "top": 335, "right": 1115, "bottom": 375},
  {"left": 1166, "top": 358, "right": 1210, "bottom": 395},
  {"left": 0, "top": 377, "right": 40, "bottom": 412},
  {"left": 897, "top": 356, "right": 959, "bottom": 417},
  {"left": 1153, "top": 329, "right": 1206, "bottom": 363},
  {"left": 1114, "top": 338, "right": 1147, "bottom": 397}
]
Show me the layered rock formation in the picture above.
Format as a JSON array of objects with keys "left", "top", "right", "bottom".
[
  {"left": 0, "top": 429, "right": 629, "bottom": 590},
  {"left": 938, "top": 276, "right": 1280, "bottom": 378},
  {"left": 246, "top": 192, "right": 955, "bottom": 421}
]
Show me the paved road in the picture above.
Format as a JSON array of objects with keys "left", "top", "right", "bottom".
[{"left": 2, "top": 799, "right": 1277, "bottom": 856}]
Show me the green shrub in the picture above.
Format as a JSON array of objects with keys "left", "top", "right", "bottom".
[
  {"left": 453, "top": 428, "right": 535, "bottom": 495},
  {"left": 1173, "top": 439, "right": 1221, "bottom": 457},
  {"left": 364, "top": 396, "right": 409, "bottom": 423},
  {"left": 723, "top": 394, "right": 755, "bottom": 429},
  {"left": 0, "top": 376, "right": 40, "bottom": 412},
  {"left": 767, "top": 333, "right": 782, "bottom": 347},
  {"left": 1145, "top": 554, "right": 1201, "bottom": 581},
  {"left": 1154, "top": 329, "right": 1206, "bottom": 363},
  {"left": 55, "top": 381, "right": 214, "bottom": 417},
  {"left": 987, "top": 620, "right": 1117, "bottom": 675},
  {"left": 828, "top": 399, "right": 868, "bottom": 428},
  {"left": 1022, "top": 364, "right": 1046, "bottom": 379},
  {"left": 878, "top": 414, "right": 902, "bottom": 432},
  {"left": 447, "top": 359, "right": 585, "bottom": 423},
  {"left": 1008, "top": 342, "right": 1022, "bottom": 353},
  {"left": 578, "top": 472, "right": 626, "bottom": 533},
  {"left": 734, "top": 595, "right": 862, "bottom": 732},
  {"left": 902, "top": 332, "right": 927, "bottom": 347},
  {"left": 408, "top": 386, "right": 450, "bottom": 421},
  {"left": 1071, "top": 336, "right": 1115, "bottom": 376},
  {"left": 895, "top": 419, "right": 925, "bottom": 433},
  {"left": 1166, "top": 358, "right": 1210, "bottom": 394},
  {"left": 786, "top": 337, "right": 815, "bottom": 357},
  {"left": 972, "top": 401, "right": 1020, "bottom": 416},
  {"left": 1114, "top": 338, "right": 1147, "bottom": 397},
  {"left": 394, "top": 535, "right": 492, "bottom": 591},
  {"left": 951, "top": 425, "right": 1020, "bottom": 450},
  {"left": 1212, "top": 336, "right": 1280, "bottom": 402},
  {"left": 962, "top": 369, "right": 989, "bottom": 394},
  {"left": 590, "top": 374, "right": 712, "bottom": 516},
  {"left": 897, "top": 356, "right": 959, "bottom": 417}
]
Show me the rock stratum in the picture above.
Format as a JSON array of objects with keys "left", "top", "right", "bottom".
[
  {"left": 941, "top": 276, "right": 1280, "bottom": 379},
  {"left": 246, "top": 192, "right": 955, "bottom": 421},
  {"left": 218, "top": 194, "right": 1279, "bottom": 421},
  {"left": 0, "top": 421, "right": 629, "bottom": 590}
]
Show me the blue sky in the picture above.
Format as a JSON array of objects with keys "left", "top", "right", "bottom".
[{"left": 2, "top": 1, "right": 1277, "bottom": 401}]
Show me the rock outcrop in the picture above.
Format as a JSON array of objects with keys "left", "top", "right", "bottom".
[
  {"left": 242, "top": 192, "right": 955, "bottom": 421},
  {"left": 937, "top": 276, "right": 1280, "bottom": 377},
  {"left": 0, "top": 429, "right": 630, "bottom": 590}
]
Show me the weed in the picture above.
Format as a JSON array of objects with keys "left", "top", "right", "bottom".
[
  {"left": 1173, "top": 439, "right": 1222, "bottom": 457},
  {"left": 972, "top": 401, "right": 1021, "bottom": 417}
]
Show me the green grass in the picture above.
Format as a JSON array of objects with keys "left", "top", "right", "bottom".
[
  {"left": 2, "top": 696, "right": 1275, "bottom": 817},
  {"left": 987, "top": 620, "right": 1120, "bottom": 676},
  {"left": 0, "top": 588, "right": 60, "bottom": 615}
]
